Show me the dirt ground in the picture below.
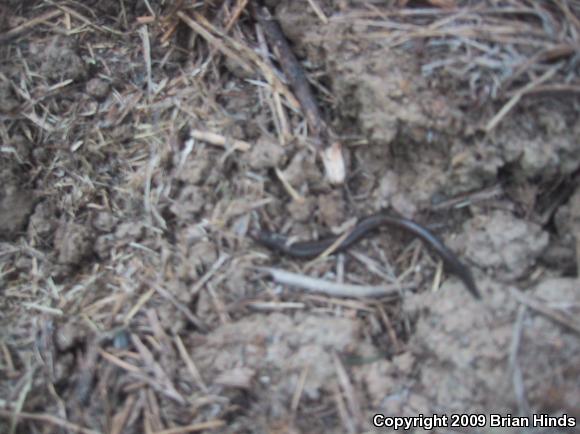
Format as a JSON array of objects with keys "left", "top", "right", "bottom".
[{"left": 1, "top": 1, "right": 580, "bottom": 433}]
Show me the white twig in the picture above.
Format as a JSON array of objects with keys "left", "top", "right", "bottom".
[
  {"left": 306, "top": 0, "right": 329, "bottom": 24},
  {"left": 258, "top": 267, "right": 405, "bottom": 298},
  {"left": 189, "top": 129, "right": 251, "bottom": 152}
]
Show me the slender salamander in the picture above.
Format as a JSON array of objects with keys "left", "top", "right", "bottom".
[{"left": 250, "top": 213, "right": 481, "bottom": 299}]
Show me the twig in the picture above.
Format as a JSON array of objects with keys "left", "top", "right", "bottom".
[
  {"left": 139, "top": 25, "right": 153, "bottom": 99},
  {"left": 314, "top": 229, "right": 352, "bottom": 260},
  {"left": 189, "top": 129, "right": 251, "bottom": 152},
  {"left": 274, "top": 167, "right": 304, "bottom": 203},
  {"left": 246, "top": 301, "right": 305, "bottom": 311},
  {"left": 517, "top": 83, "right": 580, "bottom": 97},
  {"left": 110, "top": 394, "right": 136, "bottom": 434},
  {"left": 194, "top": 0, "right": 251, "bottom": 81},
  {"left": 509, "top": 288, "right": 580, "bottom": 335},
  {"left": 177, "top": 11, "right": 255, "bottom": 76},
  {"left": 8, "top": 367, "right": 33, "bottom": 434},
  {"left": 189, "top": 253, "right": 229, "bottom": 296},
  {"left": 290, "top": 366, "right": 309, "bottom": 416},
  {"left": 56, "top": 5, "right": 124, "bottom": 36},
  {"left": 306, "top": 0, "right": 329, "bottom": 24},
  {"left": 429, "top": 185, "right": 503, "bottom": 210},
  {"left": 577, "top": 238, "right": 580, "bottom": 280},
  {"left": 131, "top": 334, "right": 186, "bottom": 405},
  {"left": 152, "top": 420, "right": 226, "bottom": 434},
  {"left": 174, "top": 335, "right": 208, "bottom": 393},
  {"left": 331, "top": 382, "right": 356, "bottom": 434},
  {"left": 554, "top": 0, "right": 580, "bottom": 31},
  {"left": 255, "top": 6, "right": 345, "bottom": 184},
  {"left": 0, "top": 9, "right": 63, "bottom": 44},
  {"left": 255, "top": 22, "right": 292, "bottom": 145},
  {"left": 257, "top": 267, "right": 405, "bottom": 298},
  {"left": 98, "top": 348, "right": 141, "bottom": 372},
  {"left": 485, "top": 63, "right": 561, "bottom": 132},
  {"left": 509, "top": 306, "right": 531, "bottom": 417},
  {"left": 153, "top": 285, "right": 207, "bottom": 331},
  {"left": 254, "top": 6, "right": 326, "bottom": 139},
  {"left": 225, "top": 0, "right": 250, "bottom": 32},
  {"left": 501, "top": 43, "right": 576, "bottom": 91},
  {"left": 377, "top": 305, "right": 403, "bottom": 353},
  {"left": 332, "top": 352, "right": 363, "bottom": 429},
  {"left": 0, "top": 409, "right": 100, "bottom": 434},
  {"left": 184, "top": 10, "right": 301, "bottom": 111}
]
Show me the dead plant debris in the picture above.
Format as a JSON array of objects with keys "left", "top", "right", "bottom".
[{"left": 0, "top": 1, "right": 579, "bottom": 433}]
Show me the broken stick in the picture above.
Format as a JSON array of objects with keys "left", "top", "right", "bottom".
[{"left": 255, "top": 6, "right": 345, "bottom": 184}]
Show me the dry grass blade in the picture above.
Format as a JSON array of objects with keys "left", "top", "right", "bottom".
[
  {"left": 139, "top": 25, "right": 153, "bottom": 99},
  {"left": 187, "top": 10, "right": 301, "bottom": 110},
  {"left": 332, "top": 352, "right": 363, "bottom": 429},
  {"left": 517, "top": 83, "right": 580, "bottom": 97},
  {"left": 152, "top": 419, "right": 226, "bottom": 434},
  {"left": 98, "top": 349, "right": 142, "bottom": 373},
  {"left": 177, "top": 11, "right": 254, "bottom": 75},
  {"left": 189, "top": 129, "right": 251, "bottom": 152},
  {"left": 290, "top": 365, "right": 310, "bottom": 415},
  {"left": 109, "top": 394, "right": 137, "bottom": 434},
  {"left": 0, "top": 9, "right": 63, "bottom": 44},
  {"left": 274, "top": 167, "right": 304, "bottom": 203},
  {"left": 306, "top": 0, "right": 329, "bottom": 24},
  {"left": 0, "top": 409, "right": 100, "bottom": 434},
  {"left": 485, "top": 63, "right": 562, "bottom": 131},
  {"left": 510, "top": 288, "right": 580, "bottom": 335},
  {"left": 153, "top": 285, "right": 206, "bottom": 331},
  {"left": 224, "top": 0, "right": 250, "bottom": 32},
  {"left": 313, "top": 229, "right": 351, "bottom": 260},
  {"left": 348, "top": 0, "right": 580, "bottom": 126},
  {"left": 256, "top": 6, "right": 346, "bottom": 183},
  {"left": 131, "top": 334, "right": 186, "bottom": 405},
  {"left": 174, "top": 335, "right": 208, "bottom": 393},
  {"left": 189, "top": 253, "right": 230, "bottom": 296},
  {"left": 331, "top": 382, "right": 356, "bottom": 434}
]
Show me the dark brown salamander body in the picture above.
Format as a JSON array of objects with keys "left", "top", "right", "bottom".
[{"left": 250, "top": 214, "right": 481, "bottom": 299}]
